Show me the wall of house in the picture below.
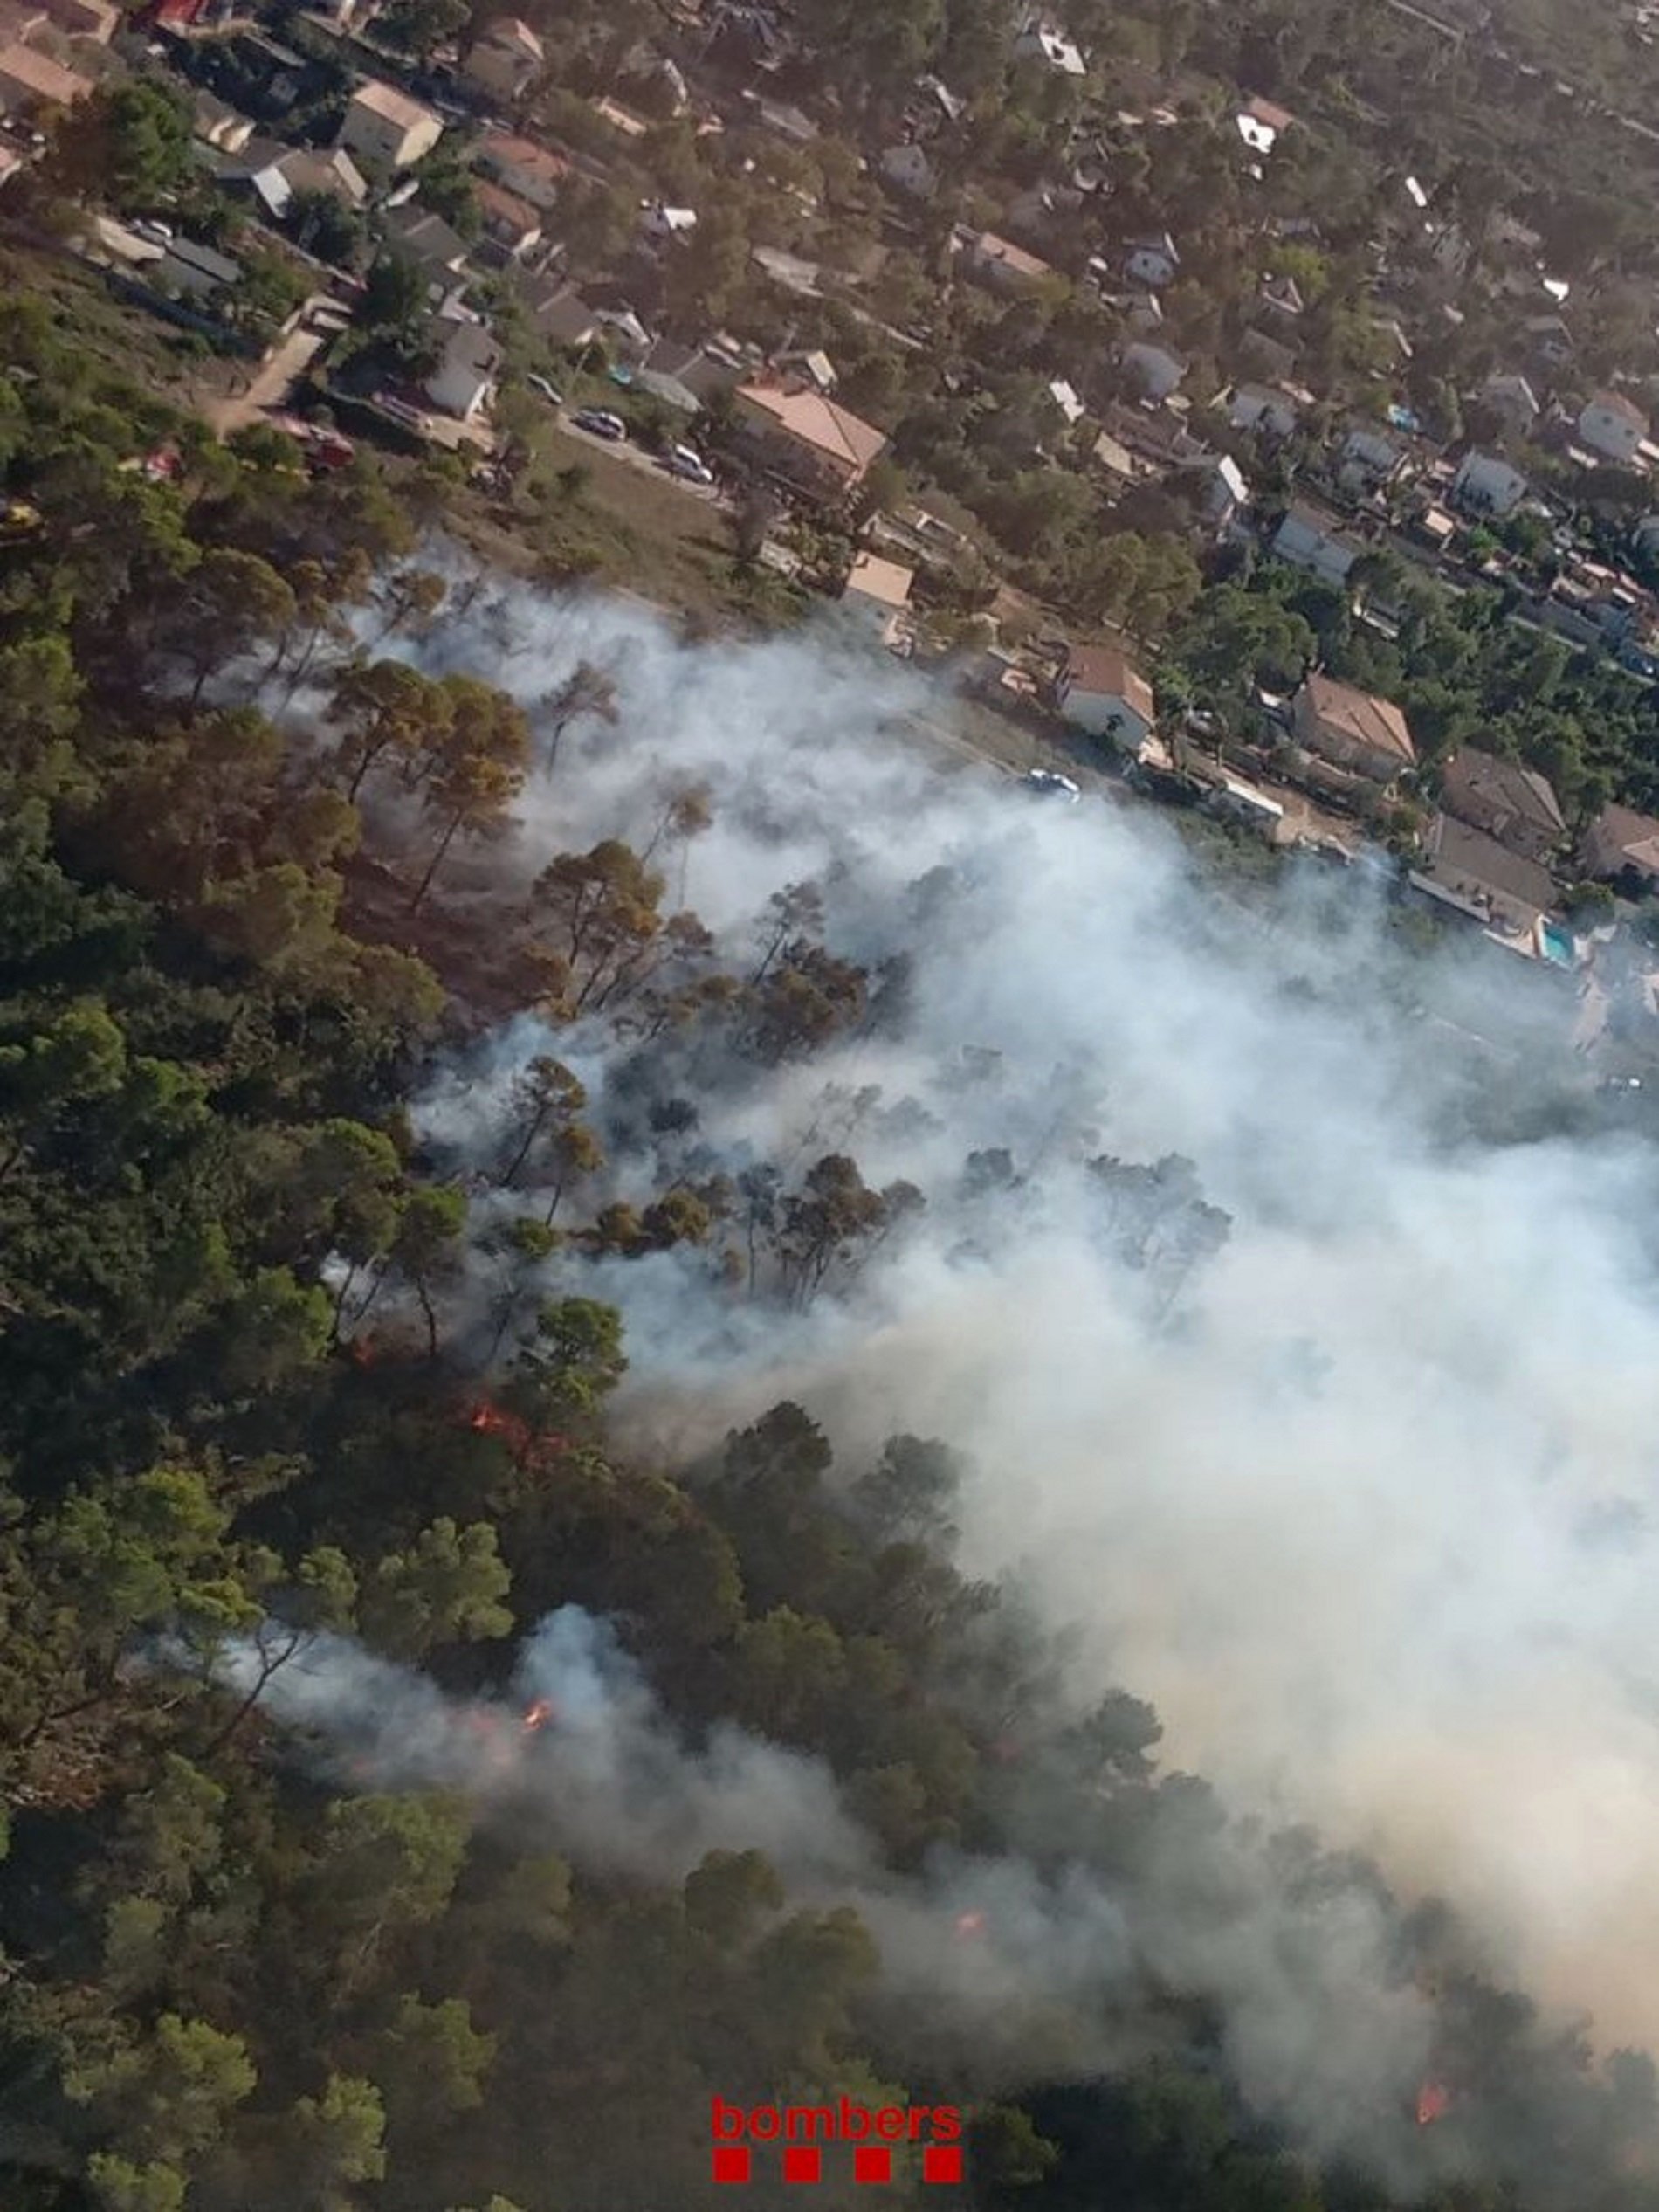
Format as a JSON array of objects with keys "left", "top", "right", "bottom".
[
  {"left": 1061, "top": 686, "right": 1149, "bottom": 743},
  {"left": 340, "top": 103, "right": 441, "bottom": 170},
  {"left": 1293, "top": 702, "right": 1394, "bottom": 784}
]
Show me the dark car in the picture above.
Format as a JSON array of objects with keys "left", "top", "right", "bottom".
[{"left": 572, "top": 409, "right": 626, "bottom": 442}]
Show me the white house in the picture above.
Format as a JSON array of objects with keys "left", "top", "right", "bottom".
[
  {"left": 1121, "top": 339, "right": 1186, "bottom": 400},
  {"left": 424, "top": 323, "right": 500, "bottom": 421},
  {"left": 338, "top": 79, "right": 444, "bottom": 171},
  {"left": 1453, "top": 450, "right": 1528, "bottom": 516},
  {"left": 1046, "top": 378, "right": 1085, "bottom": 426},
  {"left": 642, "top": 202, "right": 699, "bottom": 241},
  {"left": 1579, "top": 389, "right": 1649, "bottom": 467},
  {"left": 1272, "top": 504, "right": 1361, "bottom": 588},
  {"left": 879, "top": 141, "right": 936, "bottom": 198},
  {"left": 1125, "top": 233, "right": 1180, "bottom": 289},
  {"left": 1058, "top": 643, "right": 1155, "bottom": 748},
  {"left": 1013, "top": 17, "right": 1085, "bottom": 73},
  {"left": 1229, "top": 382, "right": 1299, "bottom": 438},
  {"left": 838, "top": 551, "right": 912, "bottom": 646},
  {"left": 463, "top": 17, "right": 544, "bottom": 102}
]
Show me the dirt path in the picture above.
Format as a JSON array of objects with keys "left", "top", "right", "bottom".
[{"left": 200, "top": 319, "right": 327, "bottom": 438}]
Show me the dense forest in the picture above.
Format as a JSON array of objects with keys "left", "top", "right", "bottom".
[{"left": 3, "top": 269, "right": 1659, "bottom": 2212}]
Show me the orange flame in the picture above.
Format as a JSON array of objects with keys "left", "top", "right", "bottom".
[
  {"left": 953, "top": 1911, "right": 988, "bottom": 1940},
  {"left": 1416, "top": 2081, "right": 1451, "bottom": 2127},
  {"left": 522, "top": 1699, "right": 555, "bottom": 1733}
]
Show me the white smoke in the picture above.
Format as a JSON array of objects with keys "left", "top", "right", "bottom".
[
  {"left": 382, "top": 585, "right": 1659, "bottom": 2061},
  {"left": 226, "top": 1605, "right": 1434, "bottom": 2170}
]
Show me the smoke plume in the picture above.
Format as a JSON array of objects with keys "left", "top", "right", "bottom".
[{"left": 346, "top": 582, "right": 1659, "bottom": 2114}]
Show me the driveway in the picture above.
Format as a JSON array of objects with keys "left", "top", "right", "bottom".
[{"left": 202, "top": 314, "right": 327, "bottom": 437}]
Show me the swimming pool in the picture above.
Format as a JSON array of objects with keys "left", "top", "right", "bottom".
[{"left": 1539, "top": 921, "right": 1574, "bottom": 967}]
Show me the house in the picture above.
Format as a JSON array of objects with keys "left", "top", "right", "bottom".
[
  {"left": 525, "top": 281, "right": 598, "bottom": 349},
  {"left": 1452, "top": 450, "right": 1527, "bottom": 517},
  {"left": 588, "top": 303, "right": 649, "bottom": 356},
  {"left": 958, "top": 228, "right": 1054, "bottom": 296},
  {"left": 1481, "top": 371, "right": 1539, "bottom": 435},
  {"left": 282, "top": 146, "right": 368, "bottom": 205},
  {"left": 1257, "top": 271, "right": 1304, "bottom": 325},
  {"left": 1292, "top": 672, "right": 1415, "bottom": 785},
  {"left": 190, "top": 87, "right": 254, "bottom": 149},
  {"left": 1272, "top": 503, "right": 1362, "bottom": 588},
  {"left": 1058, "top": 642, "right": 1155, "bottom": 748},
  {"left": 1578, "top": 390, "right": 1648, "bottom": 467},
  {"left": 1235, "top": 94, "right": 1293, "bottom": 153},
  {"left": 1046, "top": 377, "right": 1084, "bottom": 427},
  {"left": 642, "top": 202, "right": 698, "bottom": 241},
  {"left": 777, "top": 348, "right": 835, "bottom": 394},
  {"left": 879, "top": 141, "right": 935, "bottom": 198},
  {"left": 733, "top": 376, "right": 887, "bottom": 498},
  {"left": 156, "top": 233, "right": 243, "bottom": 297},
  {"left": 1524, "top": 314, "right": 1573, "bottom": 369},
  {"left": 0, "top": 39, "right": 90, "bottom": 113},
  {"left": 1415, "top": 813, "right": 1557, "bottom": 933},
  {"left": 1013, "top": 17, "right": 1085, "bottom": 73},
  {"left": 462, "top": 15, "right": 543, "bottom": 102},
  {"left": 838, "top": 551, "right": 912, "bottom": 644},
  {"left": 1438, "top": 746, "right": 1564, "bottom": 862},
  {"left": 1339, "top": 424, "right": 1408, "bottom": 493},
  {"left": 477, "top": 131, "right": 568, "bottom": 210},
  {"left": 1125, "top": 233, "right": 1179, "bottom": 289},
  {"left": 475, "top": 178, "right": 540, "bottom": 256},
  {"left": 1241, "top": 325, "right": 1299, "bottom": 382},
  {"left": 425, "top": 320, "right": 499, "bottom": 420},
  {"left": 643, "top": 337, "right": 750, "bottom": 405},
  {"left": 1229, "top": 382, "right": 1300, "bottom": 438},
  {"left": 337, "top": 79, "right": 443, "bottom": 171},
  {"left": 1582, "top": 803, "right": 1659, "bottom": 888},
  {"left": 1120, "top": 339, "right": 1186, "bottom": 400},
  {"left": 1184, "top": 451, "right": 1249, "bottom": 527},
  {"left": 383, "top": 203, "right": 472, "bottom": 286}
]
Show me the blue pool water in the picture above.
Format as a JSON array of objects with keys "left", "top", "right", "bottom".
[{"left": 1540, "top": 921, "right": 1574, "bottom": 967}]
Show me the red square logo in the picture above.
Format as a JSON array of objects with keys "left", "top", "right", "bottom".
[
  {"left": 782, "top": 2147, "right": 823, "bottom": 2183},
  {"left": 854, "top": 2146, "right": 893, "bottom": 2183},
  {"left": 923, "top": 2146, "right": 964, "bottom": 2184},
  {"left": 712, "top": 2146, "right": 752, "bottom": 2184}
]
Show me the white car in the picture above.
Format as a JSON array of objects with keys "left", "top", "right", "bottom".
[
  {"left": 572, "top": 408, "right": 627, "bottom": 441},
  {"left": 133, "top": 217, "right": 174, "bottom": 242},
  {"left": 1024, "top": 768, "right": 1082, "bottom": 803},
  {"left": 665, "top": 444, "right": 715, "bottom": 486}
]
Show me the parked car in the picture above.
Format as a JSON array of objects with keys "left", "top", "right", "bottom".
[
  {"left": 573, "top": 408, "right": 627, "bottom": 441},
  {"left": 1023, "top": 769, "right": 1082, "bottom": 803},
  {"left": 526, "top": 374, "right": 563, "bottom": 406},
  {"left": 665, "top": 444, "right": 716, "bottom": 486},
  {"left": 132, "top": 217, "right": 174, "bottom": 242}
]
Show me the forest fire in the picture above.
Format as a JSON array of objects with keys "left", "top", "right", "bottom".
[
  {"left": 468, "top": 1400, "right": 527, "bottom": 1442},
  {"left": 522, "top": 1698, "right": 556, "bottom": 1732},
  {"left": 1416, "top": 2081, "right": 1452, "bottom": 2127},
  {"left": 953, "top": 1911, "right": 988, "bottom": 1940}
]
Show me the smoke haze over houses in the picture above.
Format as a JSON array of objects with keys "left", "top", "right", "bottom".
[{"left": 326, "top": 580, "right": 1659, "bottom": 2113}]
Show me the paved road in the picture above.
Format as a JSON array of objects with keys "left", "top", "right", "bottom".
[{"left": 542, "top": 410, "right": 724, "bottom": 507}]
